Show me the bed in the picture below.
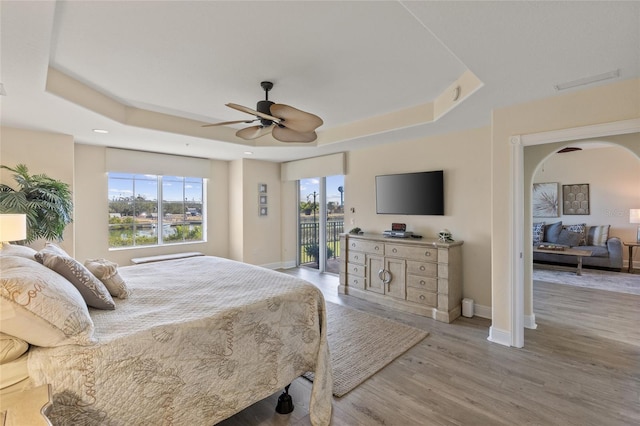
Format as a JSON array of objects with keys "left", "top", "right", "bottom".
[{"left": 0, "top": 245, "right": 332, "bottom": 425}]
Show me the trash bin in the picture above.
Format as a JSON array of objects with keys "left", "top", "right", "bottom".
[{"left": 462, "top": 298, "right": 474, "bottom": 318}]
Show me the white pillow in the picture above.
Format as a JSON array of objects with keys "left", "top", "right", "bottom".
[
  {"left": 85, "top": 258, "right": 131, "bottom": 299},
  {"left": 0, "top": 256, "right": 96, "bottom": 347},
  {"left": 0, "top": 243, "right": 37, "bottom": 261},
  {"left": 0, "top": 332, "right": 29, "bottom": 364}
]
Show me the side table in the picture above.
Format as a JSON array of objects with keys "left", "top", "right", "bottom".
[
  {"left": 0, "top": 384, "right": 52, "bottom": 425},
  {"left": 623, "top": 242, "right": 640, "bottom": 273}
]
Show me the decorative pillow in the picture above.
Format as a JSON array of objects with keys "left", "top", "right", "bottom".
[
  {"left": 556, "top": 229, "right": 582, "bottom": 247},
  {"left": 35, "top": 243, "right": 115, "bottom": 310},
  {"left": 543, "top": 221, "right": 563, "bottom": 243},
  {"left": 587, "top": 225, "right": 610, "bottom": 247},
  {"left": 85, "top": 258, "right": 131, "bottom": 299},
  {"left": 0, "top": 332, "right": 29, "bottom": 364},
  {"left": 564, "top": 223, "right": 586, "bottom": 246},
  {"left": 0, "top": 256, "right": 96, "bottom": 347},
  {"left": 0, "top": 243, "right": 37, "bottom": 261},
  {"left": 532, "top": 222, "right": 545, "bottom": 245}
]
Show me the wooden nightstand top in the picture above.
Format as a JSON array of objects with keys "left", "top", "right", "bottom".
[{"left": 0, "top": 384, "right": 52, "bottom": 426}]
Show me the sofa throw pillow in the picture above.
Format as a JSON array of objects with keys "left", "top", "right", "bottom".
[
  {"left": 543, "top": 221, "right": 563, "bottom": 243},
  {"left": 85, "top": 258, "right": 131, "bottom": 299},
  {"left": 587, "top": 225, "right": 610, "bottom": 247},
  {"left": 564, "top": 223, "right": 586, "bottom": 246},
  {"left": 532, "top": 222, "right": 545, "bottom": 245},
  {"left": 35, "top": 243, "right": 115, "bottom": 310},
  {"left": 0, "top": 256, "right": 96, "bottom": 347},
  {"left": 556, "top": 229, "right": 582, "bottom": 247}
]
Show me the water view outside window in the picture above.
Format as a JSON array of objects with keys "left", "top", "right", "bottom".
[{"left": 108, "top": 173, "right": 204, "bottom": 248}]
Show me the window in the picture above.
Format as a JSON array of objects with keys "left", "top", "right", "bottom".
[{"left": 108, "top": 173, "right": 205, "bottom": 248}]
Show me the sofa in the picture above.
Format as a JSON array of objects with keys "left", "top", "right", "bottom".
[{"left": 532, "top": 221, "right": 623, "bottom": 271}]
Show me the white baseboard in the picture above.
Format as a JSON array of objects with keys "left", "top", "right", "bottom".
[
  {"left": 261, "top": 260, "right": 296, "bottom": 270},
  {"left": 487, "top": 326, "right": 512, "bottom": 347},
  {"left": 473, "top": 303, "right": 492, "bottom": 319}
]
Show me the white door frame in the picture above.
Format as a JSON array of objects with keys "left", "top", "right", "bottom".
[{"left": 509, "top": 118, "right": 640, "bottom": 347}]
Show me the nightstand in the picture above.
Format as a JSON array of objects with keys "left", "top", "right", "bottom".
[
  {"left": 0, "top": 384, "right": 53, "bottom": 426},
  {"left": 623, "top": 241, "right": 640, "bottom": 273}
]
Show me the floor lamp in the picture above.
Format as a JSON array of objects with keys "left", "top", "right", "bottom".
[{"left": 631, "top": 209, "right": 640, "bottom": 243}]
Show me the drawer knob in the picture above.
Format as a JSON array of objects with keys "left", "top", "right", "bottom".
[
  {"left": 419, "top": 295, "right": 425, "bottom": 300},
  {"left": 420, "top": 266, "right": 425, "bottom": 271},
  {"left": 354, "top": 255, "right": 359, "bottom": 260},
  {"left": 425, "top": 251, "right": 431, "bottom": 256},
  {"left": 420, "top": 280, "right": 425, "bottom": 286},
  {"left": 354, "top": 267, "right": 358, "bottom": 273},
  {"left": 351, "top": 243, "right": 356, "bottom": 247},
  {"left": 375, "top": 245, "right": 380, "bottom": 251},
  {"left": 392, "top": 248, "right": 397, "bottom": 253}
]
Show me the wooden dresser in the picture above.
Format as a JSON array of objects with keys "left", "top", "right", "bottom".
[{"left": 339, "top": 233, "right": 463, "bottom": 323}]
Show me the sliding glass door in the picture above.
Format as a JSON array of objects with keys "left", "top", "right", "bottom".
[{"left": 298, "top": 175, "right": 344, "bottom": 272}]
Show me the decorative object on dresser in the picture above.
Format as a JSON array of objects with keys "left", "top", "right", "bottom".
[{"left": 339, "top": 233, "right": 463, "bottom": 323}]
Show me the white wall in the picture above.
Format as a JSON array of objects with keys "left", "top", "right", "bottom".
[
  {"left": 343, "top": 126, "right": 493, "bottom": 310},
  {"left": 0, "top": 127, "right": 75, "bottom": 254},
  {"left": 73, "top": 144, "right": 230, "bottom": 266}
]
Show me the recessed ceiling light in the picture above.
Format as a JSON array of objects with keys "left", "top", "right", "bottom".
[
  {"left": 554, "top": 69, "right": 620, "bottom": 91},
  {"left": 244, "top": 151, "right": 253, "bottom": 155},
  {"left": 93, "top": 129, "right": 109, "bottom": 134}
]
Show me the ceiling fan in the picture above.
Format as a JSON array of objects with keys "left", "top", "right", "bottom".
[{"left": 203, "top": 81, "right": 323, "bottom": 143}]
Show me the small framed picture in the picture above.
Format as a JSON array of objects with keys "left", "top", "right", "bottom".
[
  {"left": 259, "top": 195, "right": 267, "bottom": 205},
  {"left": 259, "top": 206, "right": 268, "bottom": 216},
  {"left": 562, "top": 183, "right": 590, "bottom": 215},
  {"left": 258, "top": 183, "right": 267, "bottom": 194}
]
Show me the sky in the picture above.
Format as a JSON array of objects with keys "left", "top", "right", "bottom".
[
  {"left": 300, "top": 175, "right": 344, "bottom": 206},
  {"left": 108, "top": 173, "right": 202, "bottom": 202}
]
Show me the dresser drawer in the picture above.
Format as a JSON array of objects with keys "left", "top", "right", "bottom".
[
  {"left": 406, "top": 275, "right": 437, "bottom": 292},
  {"left": 348, "top": 239, "right": 384, "bottom": 255},
  {"left": 385, "top": 244, "right": 437, "bottom": 261},
  {"left": 348, "top": 251, "right": 366, "bottom": 265},
  {"left": 347, "top": 262, "right": 365, "bottom": 277},
  {"left": 406, "top": 260, "right": 437, "bottom": 277},
  {"left": 347, "top": 274, "right": 366, "bottom": 290},
  {"left": 406, "top": 287, "right": 437, "bottom": 307}
]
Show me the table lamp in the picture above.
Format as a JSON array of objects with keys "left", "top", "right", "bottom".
[
  {"left": 630, "top": 209, "right": 640, "bottom": 243},
  {"left": 0, "top": 214, "right": 27, "bottom": 247}
]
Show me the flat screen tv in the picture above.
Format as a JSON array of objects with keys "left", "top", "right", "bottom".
[{"left": 375, "top": 170, "right": 444, "bottom": 215}]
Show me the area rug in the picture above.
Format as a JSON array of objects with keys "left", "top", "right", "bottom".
[
  {"left": 533, "top": 264, "right": 640, "bottom": 295},
  {"left": 307, "top": 301, "right": 428, "bottom": 397}
]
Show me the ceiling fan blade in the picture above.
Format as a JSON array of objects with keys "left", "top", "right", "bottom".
[
  {"left": 201, "top": 119, "right": 258, "bottom": 127},
  {"left": 272, "top": 126, "right": 318, "bottom": 143},
  {"left": 270, "top": 104, "right": 323, "bottom": 133},
  {"left": 236, "top": 125, "right": 274, "bottom": 140},
  {"left": 226, "top": 103, "right": 281, "bottom": 124}
]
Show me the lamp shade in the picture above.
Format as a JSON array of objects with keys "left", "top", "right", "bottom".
[
  {"left": 0, "top": 214, "right": 27, "bottom": 242},
  {"left": 630, "top": 209, "right": 640, "bottom": 224}
]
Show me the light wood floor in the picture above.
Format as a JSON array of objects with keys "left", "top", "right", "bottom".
[{"left": 218, "top": 268, "right": 640, "bottom": 426}]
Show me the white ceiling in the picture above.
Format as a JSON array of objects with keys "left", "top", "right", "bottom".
[{"left": 1, "top": 1, "right": 639, "bottom": 162}]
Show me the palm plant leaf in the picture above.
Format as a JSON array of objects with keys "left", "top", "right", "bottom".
[{"left": 0, "top": 164, "right": 73, "bottom": 243}]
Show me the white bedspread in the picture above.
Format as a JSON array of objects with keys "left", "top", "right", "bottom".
[{"left": 28, "top": 256, "right": 332, "bottom": 425}]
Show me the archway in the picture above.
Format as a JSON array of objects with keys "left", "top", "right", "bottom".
[{"left": 509, "top": 118, "right": 640, "bottom": 347}]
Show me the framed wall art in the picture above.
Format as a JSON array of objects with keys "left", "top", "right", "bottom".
[
  {"left": 532, "top": 182, "right": 559, "bottom": 217},
  {"left": 562, "top": 184, "right": 589, "bottom": 215}
]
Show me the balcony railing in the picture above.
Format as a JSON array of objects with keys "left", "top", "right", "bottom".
[{"left": 299, "top": 220, "right": 344, "bottom": 264}]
